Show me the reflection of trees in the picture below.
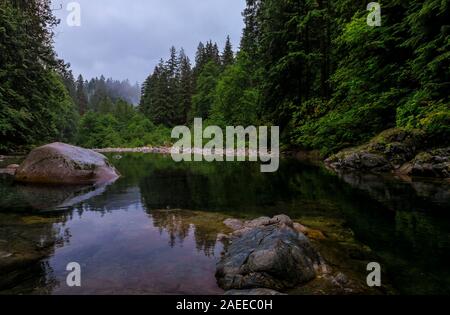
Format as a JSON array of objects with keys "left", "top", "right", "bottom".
[
  {"left": 151, "top": 210, "right": 191, "bottom": 248},
  {"left": 149, "top": 210, "right": 223, "bottom": 257},
  {"left": 334, "top": 171, "right": 450, "bottom": 212},
  {"left": 137, "top": 158, "right": 312, "bottom": 216}
]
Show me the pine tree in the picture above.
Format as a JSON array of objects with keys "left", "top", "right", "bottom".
[
  {"left": 240, "top": 0, "right": 261, "bottom": 60},
  {"left": 62, "top": 70, "right": 77, "bottom": 103},
  {"left": 191, "top": 61, "right": 221, "bottom": 120},
  {"left": 194, "top": 42, "right": 207, "bottom": 79},
  {"left": 221, "top": 36, "right": 235, "bottom": 68},
  {"left": 76, "top": 75, "right": 88, "bottom": 116},
  {"left": 0, "top": 0, "right": 78, "bottom": 152},
  {"left": 177, "top": 49, "right": 193, "bottom": 124}
]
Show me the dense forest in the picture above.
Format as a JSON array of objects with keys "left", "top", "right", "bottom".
[
  {"left": 140, "top": 0, "right": 449, "bottom": 155},
  {"left": 1, "top": 0, "right": 449, "bottom": 155}
]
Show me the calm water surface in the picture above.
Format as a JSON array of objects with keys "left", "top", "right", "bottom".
[{"left": 0, "top": 153, "right": 449, "bottom": 294}]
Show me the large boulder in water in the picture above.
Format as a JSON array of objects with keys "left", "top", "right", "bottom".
[
  {"left": 216, "top": 215, "right": 322, "bottom": 291},
  {"left": 15, "top": 143, "right": 120, "bottom": 185}
]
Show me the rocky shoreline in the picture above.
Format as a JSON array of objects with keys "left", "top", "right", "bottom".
[
  {"left": 93, "top": 129, "right": 450, "bottom": 180},
  {"left": 94, "top": 146, "right": 279, "bottom": 158},
  {"left": 324, "top": 129, "right": 449, "bottom": 179}
]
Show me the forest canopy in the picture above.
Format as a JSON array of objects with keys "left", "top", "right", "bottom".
[
  {"left": 1, "top": 0, "right": 449, "bottom": 154},
  {"left": 140, "top": 0, "right": 449, "bottom": 155}
]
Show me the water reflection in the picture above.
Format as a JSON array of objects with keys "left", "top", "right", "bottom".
[
  {"left": 0, "top": 153, "right": 449, "bottom": 294},
  {"left": 150, "top": 209, "right": 228, "bottom": 257}
]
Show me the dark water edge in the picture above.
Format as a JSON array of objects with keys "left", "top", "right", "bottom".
[{"left": 0, "top": 153, "right": 449, "bottom": 295}]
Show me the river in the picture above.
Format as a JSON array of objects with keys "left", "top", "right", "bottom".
[{"left": 0, "top": 153, "right": 449, "bottom": 294}]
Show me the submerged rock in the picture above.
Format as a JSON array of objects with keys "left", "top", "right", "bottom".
[
  {"left": 216, "top": 215, "right": 322, "bottom": 291},
  {"left": 15, "top": 142, "right": 120, "bottom": 185}
]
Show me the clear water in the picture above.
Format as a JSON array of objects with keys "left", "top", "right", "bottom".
[{"left": 0, "top": 153, "right": 449, "bottom": 294}]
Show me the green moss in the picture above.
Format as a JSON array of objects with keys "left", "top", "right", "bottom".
[{"left": 21, "top": 216, "right": 57, "bottom": 225}]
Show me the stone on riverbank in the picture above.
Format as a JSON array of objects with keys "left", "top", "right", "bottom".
[
  {"left": 15, "top": 143, "right": 120, "bottom": 185},
  {"left": 216, "top": 215, "right": 323, "bottom": 291},
  {"left": 399, "top": 148, "right": 450, "bottom": 178},
  {"left": 325, "top": 128, "right": 450, "bottom": 178}
]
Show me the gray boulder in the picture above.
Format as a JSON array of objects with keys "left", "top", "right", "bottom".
[
  {"left": 216, "top": 215, "right": 322, "bottom": 291},
  {"left": 15, "top": 142, "right": 120, "bottom": 185}
]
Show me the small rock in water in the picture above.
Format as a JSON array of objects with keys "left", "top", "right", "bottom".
[{"left": 216, "top": 215, "right": 324, "bottom": 291}]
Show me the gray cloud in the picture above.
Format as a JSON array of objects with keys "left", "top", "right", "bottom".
[{"left": 52, "top": 0, "right": 245, "bottom": 83}]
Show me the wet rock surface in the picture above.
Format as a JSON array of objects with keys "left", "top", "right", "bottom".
[
  {"left": 325, "top": 129, "right": 449, "bottom": 179},
  {"left": 15, "top": 142, "right": 120, "bottom": 185},
  {"left": 216, "top": 215, "right": 323, "bottom": 291},
  {"left": 404, "top": 148, "right": 450, "bottom": 178},
  {"left": 326, "top": 152, "right": 392, "bottom": 173}
]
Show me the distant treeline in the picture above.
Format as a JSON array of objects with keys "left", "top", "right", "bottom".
[{"left": 64, "top": 74, "right": 141, "bottom": 114}]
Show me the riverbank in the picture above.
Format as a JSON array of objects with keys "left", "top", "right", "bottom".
[{"left": 93, "top": 146, "right": 279, "bottom": 158}]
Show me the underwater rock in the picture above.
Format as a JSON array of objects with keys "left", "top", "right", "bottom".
[{"left": 15, "top": 142, "right": 120, "bottom": 185}]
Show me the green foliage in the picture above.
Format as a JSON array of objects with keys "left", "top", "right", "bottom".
[
  {"left": 210, "top": 54, "right": 259, "bottom": 126},
  {"left": 77, "top": 100, "right": 172, "bottom": 149},
  {"left": 191, "top": 61, "right": 221, "bottom": 120},
  {"left": 77, "top": 112, "right": 121, "bottom": 148},
  {"left": 3, "top": 0, "right": 448, "bottom": 153},
  {"left": 0, "top": 1, "right": 78, "bottom": 153},
  {"left": 273, "top": 0, "right": 449, "bottom": 154}
]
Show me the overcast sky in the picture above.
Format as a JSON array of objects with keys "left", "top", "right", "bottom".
[{"left": 52, "top": 0, "right": 246, "bottom": 84}]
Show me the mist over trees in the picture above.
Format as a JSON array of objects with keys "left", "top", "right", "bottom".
[{"left": 64, "top": 74, "right": 141, "bottom": 114}]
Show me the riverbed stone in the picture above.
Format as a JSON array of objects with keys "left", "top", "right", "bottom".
[
  {"left": 216, "top": 215, "right": 322, "bottom": 291},
  {"left": 15, "top": 142, "right": 120, "bottom": 185}
]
